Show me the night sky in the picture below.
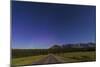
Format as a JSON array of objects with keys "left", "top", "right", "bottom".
[{"left": 12, "top": 1, "right": 96, "bottom": 49}]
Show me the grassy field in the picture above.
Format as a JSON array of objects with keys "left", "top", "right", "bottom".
[
  {"left": 12, "top": 55, "right": 47, "bottom": 66},
  {"left": 55, "top": 51, "right": 96, "bottom": 63},
  {"left": 12, "top": 51, "right": 96, "bottom": 66}
]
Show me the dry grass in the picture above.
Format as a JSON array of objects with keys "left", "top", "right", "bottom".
[
  {"left": 55, "top": 51, "right": 96, "bottom": 63},
  {"left": 12, "top": 55, "right": 47, "bottom": 66}
]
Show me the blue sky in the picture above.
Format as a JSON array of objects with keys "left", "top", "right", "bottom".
[{"left": 12, "top": 1, "right": 96, "bottom": 49}]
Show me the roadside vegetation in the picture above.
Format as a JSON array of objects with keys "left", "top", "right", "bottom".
[
  {"left": 12, "top": 42, "right": 96, "bottom": 66},
  {"left": 55, "top": 51, "right": 95, "bottom": 63},
  {"left": 12, "top": 55, "right": 47, "bottom": 66}
]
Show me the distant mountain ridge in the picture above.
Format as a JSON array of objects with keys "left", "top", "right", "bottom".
[{"left": 49, "top": 43, "right": 96, "bottom": 49}]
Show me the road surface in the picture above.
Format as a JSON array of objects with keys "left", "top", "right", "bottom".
[{"left": 32, "top": 54, "right": 65, "bottom": 65}]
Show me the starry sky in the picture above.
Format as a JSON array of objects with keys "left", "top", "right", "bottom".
[{"left": 12, "top": 1, "right": 96, "bottom": 49}]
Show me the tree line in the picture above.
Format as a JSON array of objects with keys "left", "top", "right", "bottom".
[{"left": 12, "top": 42, "right": 96, "bottom": 58}]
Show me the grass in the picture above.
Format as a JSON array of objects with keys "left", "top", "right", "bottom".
[
  {"left": 55, "top": 51, "right": 96, "bottom": 63},
  {"left": 12, "top": 51, "right": 96, "bottom": 66},
  {"left": 11, "top": 55, "right": 47, "bottom": 66}
]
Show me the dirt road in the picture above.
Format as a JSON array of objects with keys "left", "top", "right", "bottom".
[{"left": 32, "top": 54, "right": 65, "bottom": 65}]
